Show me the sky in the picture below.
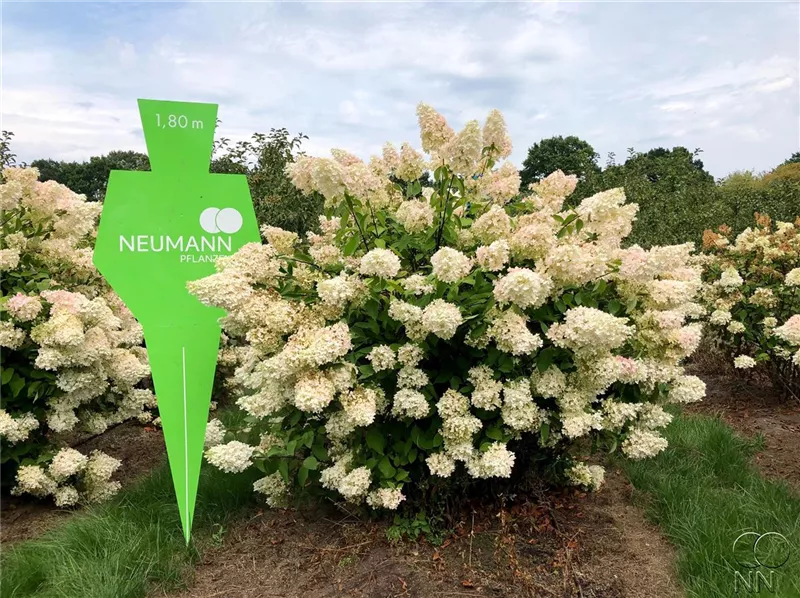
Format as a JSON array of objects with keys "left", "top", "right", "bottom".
[{"left": 2, "top": 1, "right": 798, "bottom": 178}]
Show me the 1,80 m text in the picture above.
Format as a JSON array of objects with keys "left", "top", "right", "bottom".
[{"left": 155, "top": 114, "right": 204, "bottom": 130}]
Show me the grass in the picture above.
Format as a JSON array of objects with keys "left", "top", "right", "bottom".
[
  {"left": 0, "top": 409, "right": 260, "bottom": 598},
  {"left": 618, "top": 410, "right": 800, "bottom": 598}
]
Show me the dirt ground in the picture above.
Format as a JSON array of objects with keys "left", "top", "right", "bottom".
[
  {"left": 686, "top": 364, "right": 800, "bottom": 491},
  {"left": 168, "top": 470, "right": 682, "bottom": 598},
  {"left": 0, "top": 421, "right": 165, "bottom": 544}
]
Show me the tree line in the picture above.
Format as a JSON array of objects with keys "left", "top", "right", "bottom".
[{"left": 3, "top": 128, "right": 798, "bottom": 247}]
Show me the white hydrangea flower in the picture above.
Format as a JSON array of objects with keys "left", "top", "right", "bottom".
[
  {"left": 421, "top": 299, "right": 463, "bottom": 340},
  {"left": 719, "top": 267, "right": 744, "bottom": 289},
  {"left": 785, "top": 268, "right": 800, "bottom": 287},
  {"left": 426, "top": 452, "right": 456, "bottom": 477},
  {"left": 430, "top": 247, "right": 472, "bottom": 283},
  {"left": 397, "top": 365, "right": 429, "bottom": 389},
  {"left": 502, "top": 379, "right": 546, "bottom": 432},
  {"left": 493, "top": 268, "right": 553, "bottom": 310},
  {"left": 774, "top": 315, "right": 800, "bottom": 346},
  {"left": 488, "top": 310, "right": 543, "bottom": 356},
  {"left": 367, "top": 345, "right": 397, "bottom": 372},
  {"left": 360, "top": 248, "right": 401, "bottom": 279},
  {"left": 254, "top": 472, "right": 289, "bottom": 507},
  {"left": 337, "top": 466, "right": 372, "bottom": 500},
  {"left": 397, "top": 344, "right": 424, "bottom": 367},
  {"left": 205, "top": 441, "right": 254, "bottom": 474},
  {"left": 566, "top": 463, "right": 605, "bottom": 491},
  {"left": 466, "top": 443, "right": 515, "bottom": 478},
  {"left": 547, "top": 307, "right": 633, "bottom": 356},
  {"left": 392, "top": 389, "right": 430, "bottom": 419},
  {"left": 475, "top": 239, "right": 510, "bottom": 272},
  {"left": 709, "top": 310, "right": 732, "bottom": 326},
  {"left": 727, "top": 321, "right": 746, "bottom": 335},
  {"left": 366, "top": 487, "right": 405, "bottom": 509},
  {"left": 54, "top": 485, "right": 81, "bottom": 507},
  {"left": 48, "top": 448, "right": 88, "bottom": 482},
  {"left": 668, "top": 375, "right": 706, "bottom": 404},
  {"left": 733, "top": 355, "right": 757, "bottom": 369},
  {"left": 395, "top": 200, "right": 434, "bottom": 233},
  {"left": 293, "top": 371, "right": 336, "bottom": 413},
  {"left": 622, "top": 428, "right": 668, "bottom": 460},
  {"left": 204, "top": 419, "right": 226, "bottom": 448}
]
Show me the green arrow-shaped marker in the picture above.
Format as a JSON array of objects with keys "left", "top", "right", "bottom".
[{"left": 94, "top": 99, "right": 259, "bottom": 542}]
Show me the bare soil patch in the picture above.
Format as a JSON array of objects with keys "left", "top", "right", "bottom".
[
  {"left": 686, "top": 366, "right": 800, "bottom": 490},
  {"left": 0, "top": 422, "right": 165, "bottom": 544},
  {"left": 168, "top": 470, "right": 682, "bottom": 598}
]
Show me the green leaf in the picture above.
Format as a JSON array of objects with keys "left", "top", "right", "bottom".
[
  {"left": 343, "top": 234, "right": 361, "bottom": 256},
  {"left": 278, "top": 460, "right": 290, "bottom": 484},
  {"left": 395, "top": 469, "right": 410, "bottom": 482},
  {"left": 302, "top": 456, "right": 319, "bottom": 471},
  {"left": 378, "top": 456, "right": 396, "bottom": 478},
  {"left": 297, "top": 465, "right": 309, "bottom": 486},
  {"left": 536, "top": 347, "right": 556, "bottom": 373},
  {"left": 486, "top": 427, "right": 505, "bottom": 441},
  {"left": 540, "top": 422, "right": 550, "bottom": 445},
  {"left": 311, "top": 443, "right": 328, "bottom": 462},
  {"left": 1, "top": 368, "right": 13, "bottom": 385},
  {"left": 9, "top": 375, "right": 25, "bottom": 398},
  {"left": 366, "top": 428, "right": 386, "bottom": 454},
  {"left": 374, "top": 238, "right": 386, "bottom": 249}
]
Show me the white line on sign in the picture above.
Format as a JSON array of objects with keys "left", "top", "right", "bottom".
[{"left": 182, "top": 346, "right": 189, "bottom": 535}]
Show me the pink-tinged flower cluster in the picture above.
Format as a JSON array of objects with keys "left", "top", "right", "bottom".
[
  {"left": 1, "top": 169, "right": 156, "bottom": 504},
  {"left": 701, "top": 215, "right": 800, "bottom": 392}
]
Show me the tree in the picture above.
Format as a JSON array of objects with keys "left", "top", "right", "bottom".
[
  {"left": 212, "top": 128, "right": 322, "bottom": 234},
  {"left": 580, "top": 146, "right": 717, "bottom": 247},
  {"left": 520, "top": 135, "right": 601, "bottom": 189},
  {"left": 782, "top": 151, "right": 800, "bottom": 166},
  {"left": 0, "top": 131, "right": 18, "bottom": 172},
  {"left": 31, "top": 151, "right": 150, "bottom": 201}
]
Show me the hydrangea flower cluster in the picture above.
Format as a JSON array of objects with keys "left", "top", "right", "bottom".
[
  {"left": 701, "top": 214, "right": 800, "bottom": 398},
  {"left": 1, "top": 168, "right": 155, "bottom": 497},
  {"left": 190, "top": 103, "right": 704, "bottom": 510},
  {"left": 11, "top": 447, "right": 122, "bottom": 506}
]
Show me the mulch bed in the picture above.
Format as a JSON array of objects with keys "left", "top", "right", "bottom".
[{"left": 168, "top": 471, "right": 682, "bottom": 598}]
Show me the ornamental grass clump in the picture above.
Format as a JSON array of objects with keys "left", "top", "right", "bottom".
[
  {"left": 190, "top": 103, "right": 706, "bottom": 511},
  {"left": 0, "top": 168, "right": 154, "bottom": 499},
  {"left": 701, "top": 213, "right": 800, "bottom": 399}
]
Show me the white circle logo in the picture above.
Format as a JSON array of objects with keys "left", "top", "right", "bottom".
[{"left": 199, "top": 207, "right": 243, "bottom": 234}]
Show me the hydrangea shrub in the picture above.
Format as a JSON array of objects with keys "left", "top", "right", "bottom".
[
  {"left": 190, "top": 103, "right": 706, "bottom": 511},
  {"left": 701, "top": 214, "right": 800, "bottom": 398},
  {"left": 0, "top": 167, "right": 154, "bottom": 498}
]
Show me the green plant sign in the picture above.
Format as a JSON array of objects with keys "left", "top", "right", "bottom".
[{"left": 94, "top": 99, "right": 259, "bottom": 542}]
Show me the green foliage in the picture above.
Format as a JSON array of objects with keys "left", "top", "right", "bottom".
[
  {"left": 574, "top": 146, "right": 718, "bottom": 247},
  {"left": 386, "top": 511, "right": 449, "bottom": 545},
  {"left": 520, "top": 135, "right": 601, "bottom": 190},
  {"left": 1, "top": 130, "right": 18, "bottom": 171},
  {"left": 212, "top": 128, "right": 322, "bottom": 234},
  {"left": 31, "top": 151, "right": 151, "bottom": 202}
]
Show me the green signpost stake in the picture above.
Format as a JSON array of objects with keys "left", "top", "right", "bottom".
[{"left": 94, "top": 99, "right": 259, "bottom": 542}]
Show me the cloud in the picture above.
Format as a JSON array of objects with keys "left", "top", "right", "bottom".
[{"left": 1, "top": 1, "right": 797, "bottom": 178}]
